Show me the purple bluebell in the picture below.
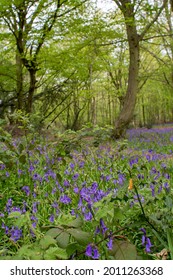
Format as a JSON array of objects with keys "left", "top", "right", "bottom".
[
  {"left": 70, "top": 209, "right": 76, "bottom": 216},
  {"left": 10, "top": 226, "right": 22, "bottom": 242},
  {"left": 29, "top": 164, "right": 35, "bottom": 173},
  {"left": 64, "top": 179, "right": 70, "bottom": 187},
  {"left": 85, "top": 244, "right": 92, "bottom": 257},
  {"left": 22, "top": 186, "right": 30, "bottom": 196},
  {"left": 79, "top": 161, "right": 85, "bottom": 168},
  {"left": 5, "top": 171, "right": 10, "bottom": 177},
  {"left": 51, "top": 187, "right": 57, "bottom": 194},
  {"left": 85, "top": 244, "right": 100, "bottom": 259},
  {"left": 32, "top": 173, "right": 42, "bottom": 182},
  {"left": 60, "top": 195, "right": 71, "bottom": 204},
  {"left": 107, "top": 237, "right": 113, "bottom": 250},
  {"left": 72, "top": 173, "right": 79, "bottom": 181},
  {"left": 84, "top": 211, "right": 93, "bottom": 221},
  {"left": 0, "top": 163, "right": 5, "bottom": 170},
  {"left": 140, "top": 228, "right": 152, "bottom": 253},
  {"left": 2, "top": 223, "right": 9, "bottom": 234},
  {"left": 73, "top": 186, "right": 79, "bottom": 193},
  {"left": 51, "top": 201, "right": 58, "bottom": 209},
  {"left": 5, "top": 198, "right": 13, "bottom": 213},
  {"left": 150, "top": 184, "right": 155, "bottom": 197},
  {"left": 69, "top": 163, "right": 75, "bottom": 169},
  {"left": 100, "top": 219, "right": 108, "bottom": 234},
  {"left": 32, "top": 201, "right": 39, "bottom": 213},
  {"left": 11, "top": 206, "right": 21, "bottom": 214},
  {"left": 49, "top": 214, "right": 55, "bottom": 223},
  {"left": 93, "top": 248, "right": 100, "bottom": 259},
  {"left": 145, "top": 237, "right": 152, "bottom": 253}
]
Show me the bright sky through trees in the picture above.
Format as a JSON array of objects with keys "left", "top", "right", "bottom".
[{"left": 97, "top": 0, "right": 116, "bottom": 12}]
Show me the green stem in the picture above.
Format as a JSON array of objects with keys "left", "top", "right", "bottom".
[
  {"left": 167, "top": 229, "right": 173, "bottom": 259},
  {"left": 133, "top": 184, "right": 168, "bottom": 249}
]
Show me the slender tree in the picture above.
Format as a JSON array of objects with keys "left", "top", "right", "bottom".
[
  {"left": 111, "top": 0, "right": 168, "bottom": 138},
  {"left": 0, "top": 0, "right": 88, "bottom": 113}
]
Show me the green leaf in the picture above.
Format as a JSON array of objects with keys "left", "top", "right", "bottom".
[
  {"left": 40, "top": 235, "right": 57, "bottom": 249},
  {"left": 66, "top": 242, "right": 79, "bottom": 257},
  {"left": 66, "top": 217, "right": 83, "bottom": 228},
  {"left": 45, "top": 228, "right": 63, "bottom": 238},
  {"left": 14, "top": 215, "right": 29, "bottom": 228},
  {"left": 18, "top": 143, "right": 25, "bottom": 154},
  {"left": 44, "top": 247, "right": 68, "bottom": 260},
  {"left": 95, "top": 203, "right": 114, "bottom": 221},
  {"left": 56, "top": 232, "right": 70, "bottom": 249},
  {"left": 56, "top": 173, "right": 62, "bottom": 182},
  {"left": 67, "top": 228, "right": 92, "bottom": 245},
  {"left": 17, "top": 245, "right": 43, "bottom": 260},
  {"left": 165, "top": 196, "right": 173, "bottom": 209},
  {"left": 17, "top": 245, "right": 31, "bottom": 256},
  {"left": 8, "top": 211, "right": 21, "bottom": 219},
  {"left": 113, "top": 208, "right": 125, "bottom": 221},
  {"left": 109, "top": 240, "right": 137, "bottom": 260},
  {"left": 18, "top": 154, "right": 26, "bottom": 164}
]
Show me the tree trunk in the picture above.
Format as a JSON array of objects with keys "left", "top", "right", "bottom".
[
  {"left": 26, "top": 69, "right": 37, "bottom": 113},
  {"left": 112, "top": 3, "right": 139, "bottom": 138},
  {"left": 16, "top": 51, "right": 23, "bottom": 110},
  {"left": 112, "top": 0, "right": 167, "bottom": 138}
]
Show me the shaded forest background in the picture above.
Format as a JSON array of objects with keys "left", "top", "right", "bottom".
[{"left": 0, "top": 0, "right": 173, "bottom": 137}]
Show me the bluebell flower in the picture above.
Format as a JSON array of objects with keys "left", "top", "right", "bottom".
[
  {"left": 85, "top": 244, "right": 92, "bottom": 257},
  {"left": 0, "top": 163, "right": 5, "bottom": 170},
  {"left": 32, "top": 173, "right": 42, "bottom": 182},
  {"left": 17, "top": 169, "right": 23, "bottom": 176},
  {"left": 22, "top": 186, "right": 30, "bottom": 196},
  {"left": 49, "top": 214, "right": 55, "bottom": 223},
  {"left": 150, "top": 184, "right": 155, "bottom": 197},
  {"left": 64, "top": 179, "right": 70, "bottom": 187},
  {"left": 10, "top": 226, "right": 22, "bottom": 242},
  {"left": 145, "top": 238, "right": 152, "bottom": 253},
  {"left": 32, "top": 201, "right": 39, "bottom": 213},
  {"left": 140, "top": 228, "right": 152, "bottom": 253},
  {"left": 73, "top": 186, "right": 79, "bottom": 193},
  {"left": 60, "top": 195, "right": 71, "bottom": 204},
  {"left": 70, "top": 209, "right": 75, "bottom": 216},
  {"left": 70, "top": 163, "right": 75, "bottom": 169},
  {"left": 107, "top": 237, "right": 113, "bottom": 250},
  {"left": 51, "top": 187, "right": 57, "bottom": 194},
  {"left": 93, "top": 248, "right": 100, "bottom": 259},
  {"left": 5, "top": 171, "right": 10, "bottom": 177},
  {"left": 84, "top": 211, "right": 93, "bottom": 221},
  {"left": 11, "top": 206, "right": 21, "bottom": 214},
  {"left": 2, "top": 223, "right": 9, "bottom": 234},
  {"left": 5, "top": 198, "right": 12, "bottom": 213},
  {"left": 100, "top": 219, "right": 108, "bottom": 234},
  {"left": 85, "top": 244, "right": 100, "bottom": 259},
  {"left": 51, "top": 201, "right": 58, "bottom": 209},
  {"left": 72, "top": 173, "right": 79, "bottom": 181},
  {"left": 91, "top": 182, "right": 98, "bottom": 190},
  {"left": 29, "top": 164, "right": 35, "bottom": 173},
  {"left": 79, "top": 161, "right": 85, "bottom": 168}
]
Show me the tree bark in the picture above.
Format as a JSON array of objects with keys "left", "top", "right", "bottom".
[
  {"left": 16, "top": 51, "right": 23, "bottom": 110},
  {"left": 112, "top": 0, "right": 168, "bottom": 138},
  {"left": 26, "top": 68, "right": 37, "bottom": 113},
  {"left": 112, "top": 1, "right": 139, "bottom": 138}
]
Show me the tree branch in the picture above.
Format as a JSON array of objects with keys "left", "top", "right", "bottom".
[{"left": 139, "top": 0, "right": 169, "bottom": 41}]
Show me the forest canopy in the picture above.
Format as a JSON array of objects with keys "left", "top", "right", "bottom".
[{"left": 0, "top": 0, "right": 173, "bottom": 137}]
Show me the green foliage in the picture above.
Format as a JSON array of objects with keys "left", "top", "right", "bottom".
[
  {"left": 110, "top": 240, "right": 137, "bottom": 260},
  {"left": 1, "top": 126, "right": 173, "bottom": 260}
]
